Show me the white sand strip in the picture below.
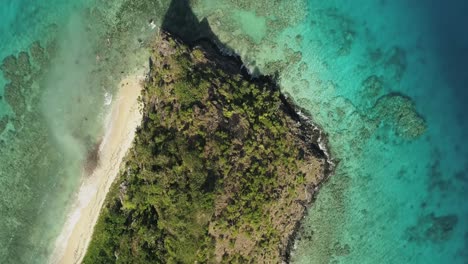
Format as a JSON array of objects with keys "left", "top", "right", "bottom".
[{"left": 50, "top": 72, "right": 144, "bottom": 264}]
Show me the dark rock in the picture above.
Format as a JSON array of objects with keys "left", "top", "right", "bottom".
[{"left": 406, "top": 213, "right": 458, "bottom": 243}]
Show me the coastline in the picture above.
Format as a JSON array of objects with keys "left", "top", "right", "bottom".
[
  {"left": 279, "top": 97, "right": 335, "bottom": 262},
  {"left": 52, "top": 32, "right": 333, "bottom": 263},
  {"left": 50, "top": 71, "right": 145, "bottom": 264},
  {"left": 202, "top": 39, "right": 336, "bottom": 262},
  {"left": 201, "top": 37, "right": 336, "bottom": 261},
  {"left": 81, "top": 32, "right": 333, "bottom": 263}
]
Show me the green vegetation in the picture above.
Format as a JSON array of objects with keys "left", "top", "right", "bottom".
[{"left": 83, "top": 33, "right": 326, "bottom": 263}]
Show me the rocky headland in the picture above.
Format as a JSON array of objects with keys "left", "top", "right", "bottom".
[{"left": 83, "top": 31, "right": 331, "bottom": 263}]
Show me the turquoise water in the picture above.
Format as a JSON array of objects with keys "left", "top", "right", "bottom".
[
  {"left": 1, "top": 0, "right": 466, "bottom": 263},
  {"left": 0, "top": 0, "right": 169, "bottom": 262},
  {"left": 280, "top": 1, "right": 466, "bottom": 262},
  {"left": 193, "top": 0, "right": 468, "bottom": 262},
  {"left": 0, "top": 2, "right": 92, "bottom": 262},
  {"left": 285, "top": 1, "right": 468, "bottom": 263}
]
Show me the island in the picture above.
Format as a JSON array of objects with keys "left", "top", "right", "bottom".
[{"left": 82, "top": 32, "right": 330, "bottom": 263}]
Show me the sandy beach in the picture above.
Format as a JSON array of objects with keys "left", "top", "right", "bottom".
[{"left": 50, "top": 72, "right": 144, "bottom": 264}]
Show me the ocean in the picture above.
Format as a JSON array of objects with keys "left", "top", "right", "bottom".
[
  {"left": 282, "top": 1, "right": 468, "bottom": 263},
  {"left": 0, "top": 0, "right": 167, "bottom": 262},
  {"left": 0, "top": 0, "right": 466, "bottom": 263}
]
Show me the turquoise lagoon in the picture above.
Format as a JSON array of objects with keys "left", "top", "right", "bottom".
[
  {"left": 1, "top": 0, "right": 467, "bottom": 263},
  {"left": 191, "top": 0, "right": 468, "bottom": 261},
  {"left": 0, "top": 0, "right": 169, "bottom": 262},
  {"left": 284, "top": 1, "right": 468, "bottom": 263}
]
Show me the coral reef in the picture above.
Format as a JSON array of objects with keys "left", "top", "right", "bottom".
[
  {"left": 406, "top": 213, "right": 459, "bottom": 243},
  {"left": 372, "top": 93, "right": 427, "bottom": 139},
  {"left": 1, "top": 43, "right": 50, "bottom": 127},
  {"left": 0, "top": 116, "right": 8, "bottom": 135},
  {"left": 225, "top": 0, "right": 307, "bottom": 27}
]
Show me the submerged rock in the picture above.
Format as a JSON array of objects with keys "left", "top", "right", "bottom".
[
  {"left": 406, "top": 213, "right": 458, "bottom": 243},
  {"left": 1, "top": 41, "right": 50, "bottom": 124},
  {"left": 372, "top": 92, "right": 427, "bottom": 139},
  {"left": 0, "top": 116, "right": 8, "bottom": 135}
]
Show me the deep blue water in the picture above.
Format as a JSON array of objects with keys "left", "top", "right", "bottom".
[{"left": 423, "top": 0, "right": 468, "bottom": 127}]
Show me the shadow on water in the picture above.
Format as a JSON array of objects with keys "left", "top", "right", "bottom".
[
  {"left": 160, "top": 0, "right": 267, "bottom": 78},
  {"left": 160, "top": 0, "right": 221, "bottom": 45}
]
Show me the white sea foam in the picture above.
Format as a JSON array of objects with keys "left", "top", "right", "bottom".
[
  {"left": 50, "top": 180, "right": 98, "bottom": 263},
  {"left": 296, "top": 109, "right": 335, "bottom": 171},
  {"left": 104, "top": 91, "right": 112, "bottom": 106}
]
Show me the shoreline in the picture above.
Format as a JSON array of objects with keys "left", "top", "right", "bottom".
[
  {"left": 214, "top": 43, "right": 336, "bottom": 263},
  {"left": 195, "top": 37, "right": 335, "bottom": 262},
  {"left": 53, "top": 31, "right": 334, "bottom": 263},
  {"left": 167, "top": 33, "right": 335, "bottom": 262},
  {"left": 50, "top": 71, "right": 145, "bottom": 264},
  {"left": 280, "top": 96, "right": 336, "bottom": 263}
]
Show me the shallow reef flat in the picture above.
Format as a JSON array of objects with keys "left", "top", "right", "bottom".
[
  {"left": 83, "top": 32, "right": 330, "bottom": 263},
  {"left": 0, "top": 1, "right": 172, "bottom": 262}
]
